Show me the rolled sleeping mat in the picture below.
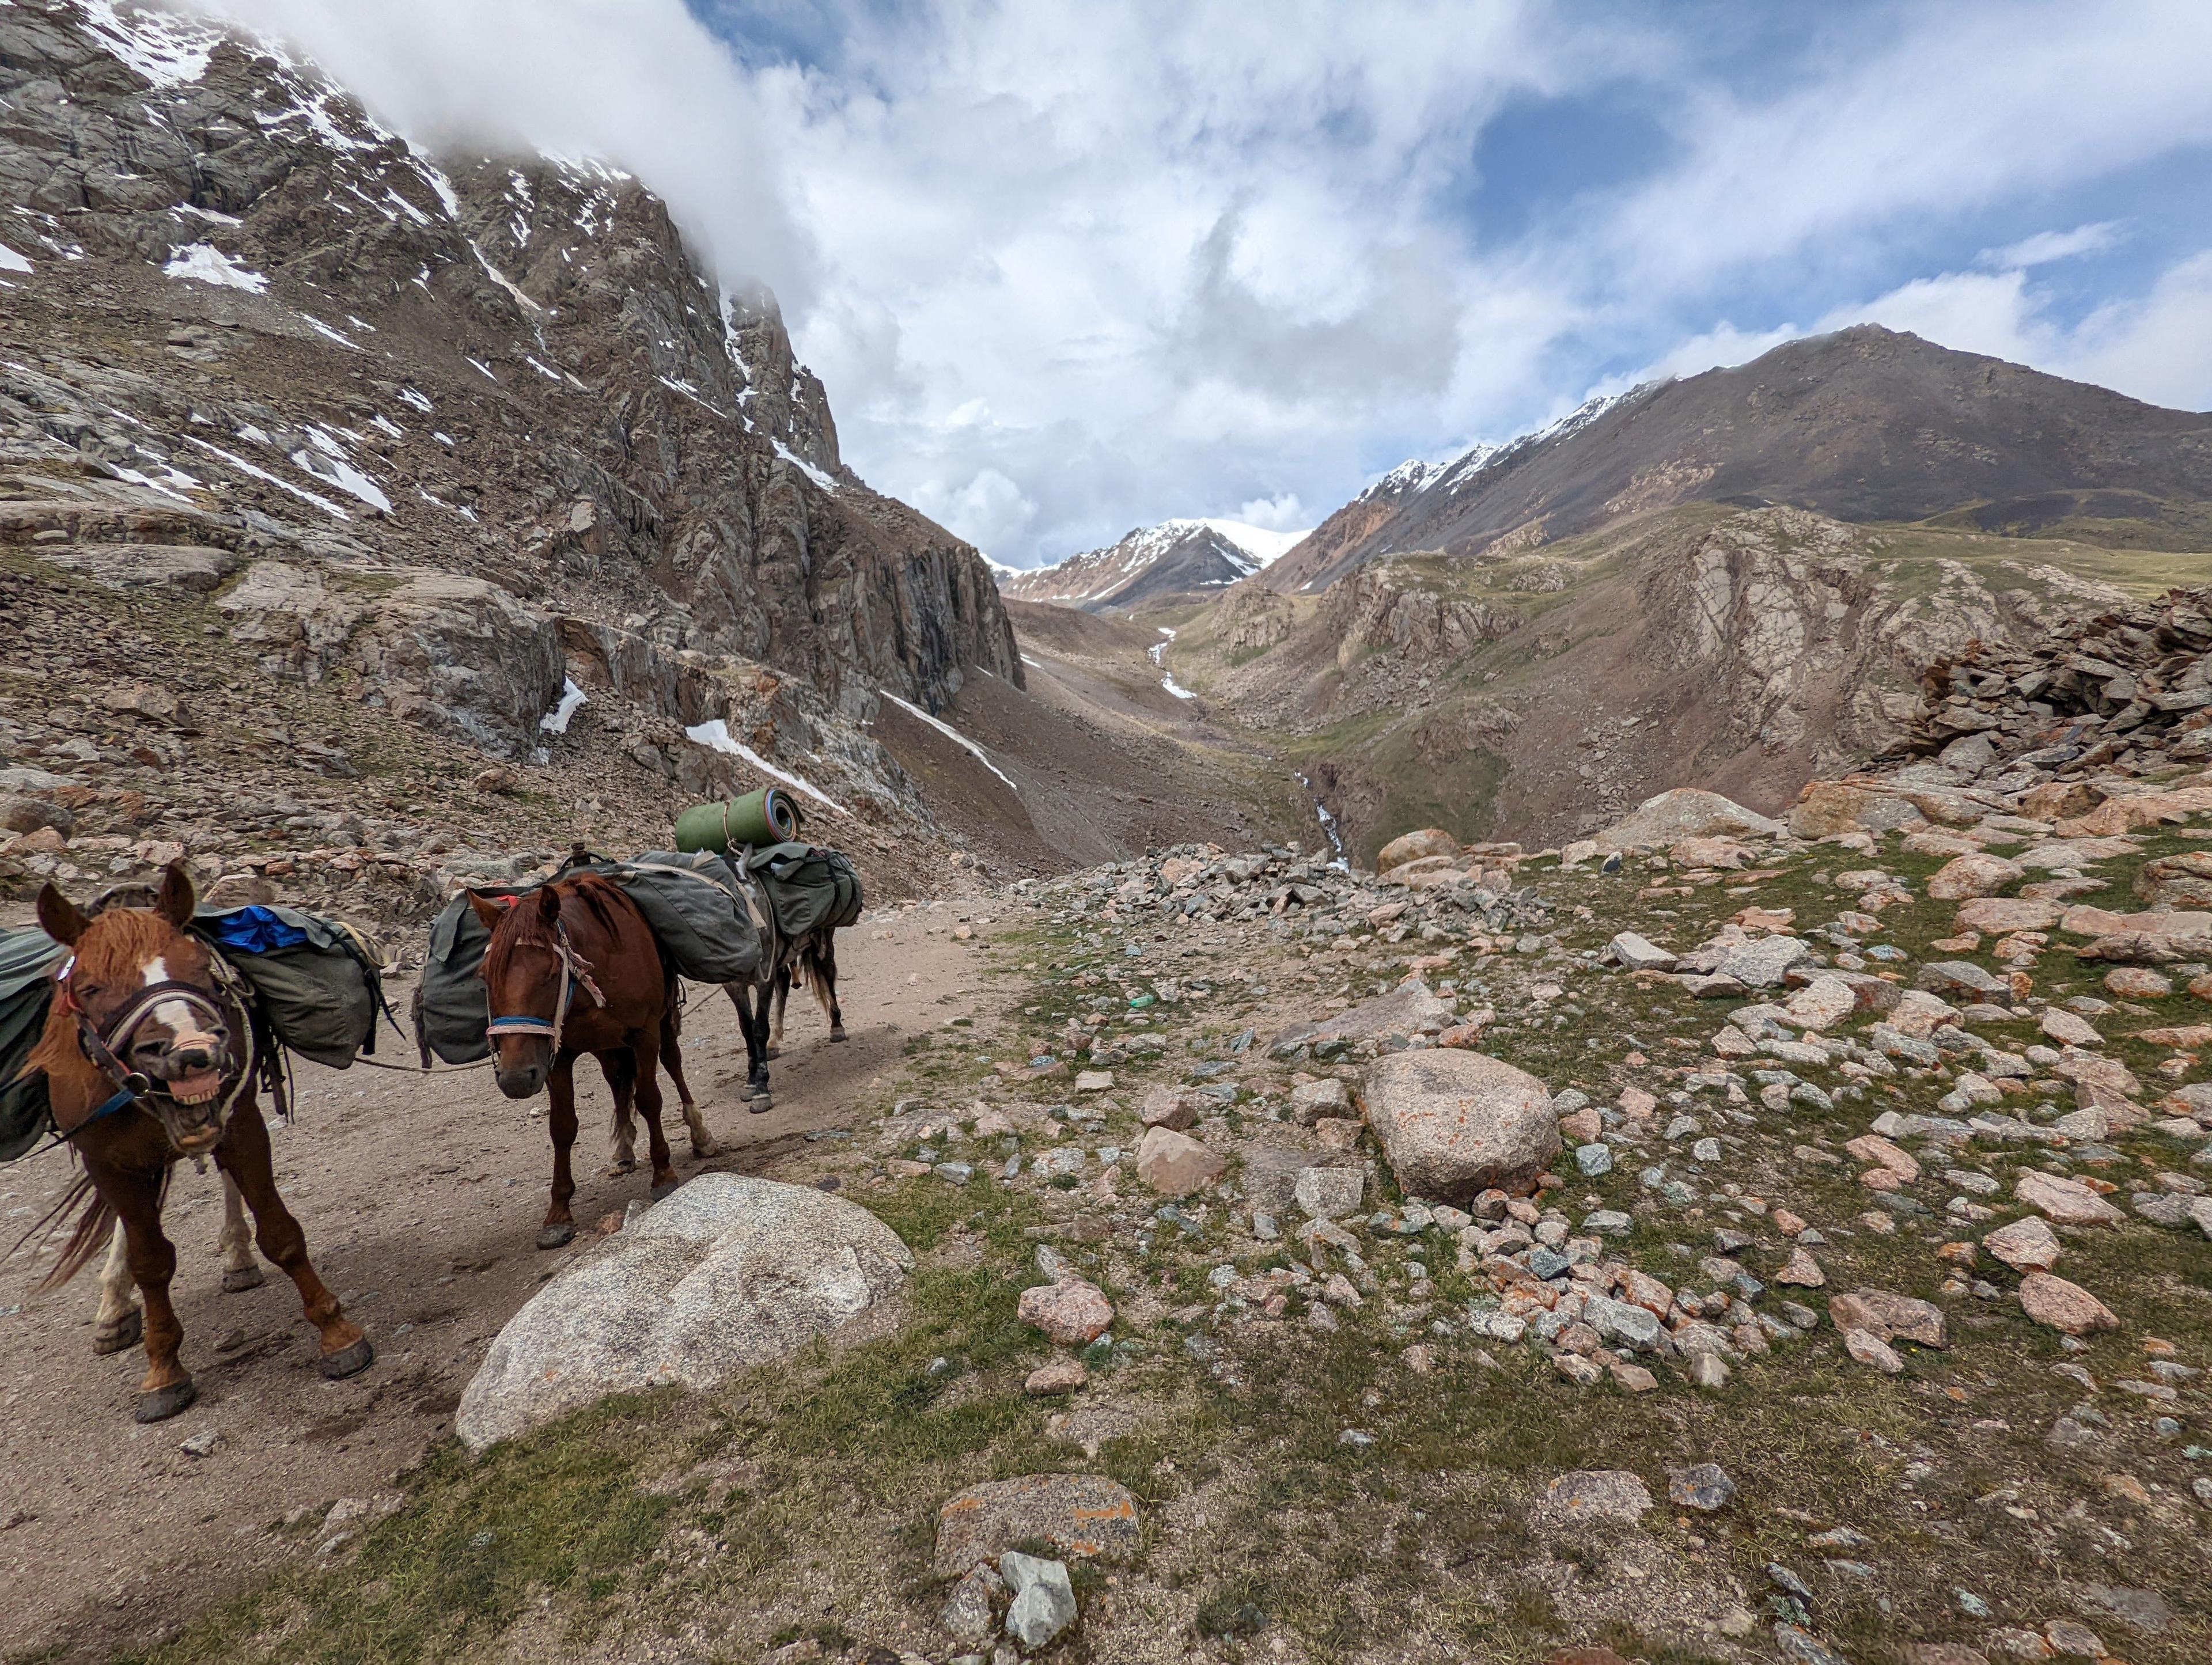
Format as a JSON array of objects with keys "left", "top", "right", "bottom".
[{"left": 674, "top": 787, "right": 802, "bottom": 854}]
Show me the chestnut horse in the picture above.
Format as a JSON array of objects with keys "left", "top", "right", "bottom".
[
  {"left": 29, "top": 863, "right": 371, "bottom": 1422},
  {"left": 469, "top": 873, "right": 689, "bottom": 1248}
]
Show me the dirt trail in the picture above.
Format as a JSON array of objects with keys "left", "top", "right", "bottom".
[{"left": 0, "top": 902, "right": 989, "bottom": 1660}]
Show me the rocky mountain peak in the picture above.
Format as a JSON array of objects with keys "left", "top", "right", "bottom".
[
  {"left": 998, "top": 515, "right": 1308, "bottom": 613},
  {"left": 1, "top": 0, "right": 1019, "bottom": 817}
]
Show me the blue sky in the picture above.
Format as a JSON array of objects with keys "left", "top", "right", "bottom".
[{"left": 204, "top": 0, "right": 2212, "bottom": 566}]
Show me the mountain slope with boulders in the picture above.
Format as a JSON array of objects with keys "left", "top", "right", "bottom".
[
  {"left": 1142, "top": 331, "right": 2212, "bottom": 864},
  {"left": 0, "top": 0, "right": 1051, "bottom": 914},
  {"left": 1263, "top": 326, "right": 2212, "bottom": 597}
]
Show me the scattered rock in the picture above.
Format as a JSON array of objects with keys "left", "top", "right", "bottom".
[
  {"left": 1775, "top": 1247, "right": 1827, "bottom": 1288},
  {"left": 1285, "top": 1078, "right": 1351, "bottom": 1124},
  {"left": 1018, "top": 1280, "right": 1114, "bottom": 1346},
  {"left": 1134, "top": 1125, "right": 1226, "bottom": 1196},
  {"left": 1982, "top": 1216, "right": 2062, "bottom": 1271},
  {"left": 1139, "top": 1084, "right": 1200, "bottom": 1130},
  {"left": 1843, "top": 1328, "right": 1904, "bottom": 1374},
  {"left": 1608, "top": 931, "right": 1677, "bottom": 971},
  {"left": 1829, "top": 1288, "right": 1946, "bottom": 1348},
  {"left": 934, "top": 1474, "right": 1140, "bottom": 1575},
  {"left": 2018, "top": 1272, "right": 2118, "bottom": 1336},
  {"left": 1533, "top": 1469, "right": 1653, "bottom": 1527},
  {"left": 1293, "top": 1165, "right": 1364, "bottom": 1220},
  {"left": 1377, "top": 828, "right": 1458, "bottom": 872},
  {"left": 1022, "top": 1358, "right": 1089, "bottom": 1396},
  {"left": 1000, "top": 1551, "right": 1078, "bottom": 1648},
  {"left": 1927, "top": 852, "right": 2024, "bottom": 900},
  {"left": 2015, "top": 1171, "right": 2125, "bottom": 1227},
  {"left": 1666, "top": 1463, "right": 1736, "bottom": 1512}
]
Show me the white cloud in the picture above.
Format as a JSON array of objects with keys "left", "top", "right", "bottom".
[
  {"left": 1236, "top": 492, "right": 1308, "bottom": 532},
  {"left": 908, "top": 466, "right": 1038, "bottom": 556},
  {"left": 1982, "top": 222, "right": 2127, "bottom": 270}
]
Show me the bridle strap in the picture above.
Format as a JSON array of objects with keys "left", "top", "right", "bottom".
[
  {"left": 55, "top": 965, "right": 256, "bottom": 1142},
  {"left": 486, "top": 915, "right": 605, "bottom": 1053}
]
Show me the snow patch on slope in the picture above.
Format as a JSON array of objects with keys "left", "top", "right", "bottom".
[
  {"left": 878, "top": 691, "right": 1019, "bottom": 795},
  {"left": 683, "top": 720, "right": 849, "bottom": 815},
  {"left": 163, "top": 244, "right": 267, "bottom": 293}
]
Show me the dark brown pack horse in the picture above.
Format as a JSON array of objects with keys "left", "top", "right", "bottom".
[
  {"left": 469, "top": 873, "right": 702, "bottom": 1248},
  {"left": 26, "top": 863, "right": 372, "bottom": 1423}
]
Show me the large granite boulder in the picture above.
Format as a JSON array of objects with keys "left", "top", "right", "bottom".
[
  {"left": 1274, "top": 980, "right": 1457, "bottom": 1050},
  {"left": 456, "top": 1174, "right": 912, "bottom": 1450},
  {"left": 1362, "top": 1050, "right": 1559, "bottom": 1203},
  {"left": 1596, "top": 788, "right": 1783, "bottom": 850}
]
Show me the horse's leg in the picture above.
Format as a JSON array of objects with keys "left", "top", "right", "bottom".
[
  {"left": 768, "top": 964, "right": 789, "bottom": 1057},
  {"left": 605, "top": 1041, "right": 638, "bottom": 1176},
  {"left": 217, "top": 1099, "right": 370, "bottom": 1379},
  {"left": 817, "top": 938, "right": 846, "bottom": 1041},
  {"left": 218, "top": 1170, "right": 264, "bottom": 1292},
  {"left": 540, "top": 1053, "right": 580, "bottom": 1249},
  {"left": 744, "top": 981, "right": 773, "bottom": 1113},
  {"left": 633, "top": 1034, "right": 679, "bottom": 1200},
  {"left": 658, "top": 1011, "right": 717, "bottom": 1158},
  {"left": 597, "top": 1047, "right": 636, "bottom": 1181},
  {"left": 90, "top": 1219, "right": 142, "bottom": 1356},
  {"left": 98, "top": 1163, "right": 194, "bottom": 1421}
]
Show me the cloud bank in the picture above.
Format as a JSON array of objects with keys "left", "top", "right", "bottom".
[{"left": 185, "top": 0, "right": 2212, "bottom": 565}]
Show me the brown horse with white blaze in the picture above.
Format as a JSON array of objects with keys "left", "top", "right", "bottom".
[
  {"left": 469, "top": 873, "right": 692, "bottom": 1248},
  {"left": 28, "top": 863, "right": 371, "bottom": 1423}
]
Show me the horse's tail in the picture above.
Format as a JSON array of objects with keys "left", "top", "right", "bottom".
[
  {"left": 13, "top": 1168, "right": 115, "bottom": 1292},
  {"left": 790, "top": 933, "right": 824, "bottom": 992}
]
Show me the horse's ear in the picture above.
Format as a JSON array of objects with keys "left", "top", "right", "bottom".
[
  {"left": 465, "top": 890, "right": 506, "bottom": 931},
  {"left": 36, "top": 882, "right": 88, "bottom": 947},
  {"left": 535, "top": 885, "right": 562, "bottom": 923},
  {"left": 154, "top": 860, "right": 196, "bottom": 927}
]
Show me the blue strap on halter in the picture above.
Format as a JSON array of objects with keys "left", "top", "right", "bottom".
[
  {"left": 486, "top": 1016, "right": 557, "bottom": 1037},
  {"left": 83, "top": 1086, "right": 139, "bottom": 1126}
]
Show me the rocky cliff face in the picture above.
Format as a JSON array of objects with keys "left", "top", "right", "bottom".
[{"left": 0, "top": 0, "right": 1017, "bottom": 767}]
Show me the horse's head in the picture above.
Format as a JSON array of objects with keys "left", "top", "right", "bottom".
[
  {"left": 470, "top": 884, "right": 566, "bottom": 1099},
  {"left": 36, "top": 862, "right": 248, "bottom": 1156}
]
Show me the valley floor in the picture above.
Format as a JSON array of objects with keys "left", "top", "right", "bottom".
[{"left": 8, "top": 813, "right": 2207, "bottom": 1665}]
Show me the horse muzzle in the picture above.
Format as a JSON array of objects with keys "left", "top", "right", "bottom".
[{"left": 494, "top": 1060, "right": 548, "bottom": 1100}]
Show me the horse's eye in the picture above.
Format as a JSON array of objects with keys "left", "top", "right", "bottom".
[{"left": 75, "top": 983, "right": 101, "bottom": 1000}]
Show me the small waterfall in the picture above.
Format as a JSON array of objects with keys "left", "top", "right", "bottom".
[{"left": 1295, "top": 771, "right": 1350, "bottom": 870}]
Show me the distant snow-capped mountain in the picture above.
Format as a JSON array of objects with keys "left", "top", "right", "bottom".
[{"left": 997, "top": 515, "right": 1312, "bottom": 613}]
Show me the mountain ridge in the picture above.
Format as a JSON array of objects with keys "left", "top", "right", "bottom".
[{"left": 1262, "top": 325, "right": 2212, "bottom": 597}]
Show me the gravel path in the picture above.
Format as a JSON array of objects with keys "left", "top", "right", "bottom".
[{"left": 0, "top": 905, "right": 986, "bottom": 1660}]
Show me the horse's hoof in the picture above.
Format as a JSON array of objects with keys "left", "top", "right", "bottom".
[
  {"left": 536, "top": 1222, "right": 576, "bottom": 1250},
  {"left": 221, "top": 1265, "right": 266, "bottom": 1294},
  {"left": 830, "top": 1027, "right": 848, "bottom": 1043},
  {"left": 605, "top": 1158, "right": 637, "bottom": 1177},
  {"left": 650, "top": 1179, "right": 680, "bottom": 1202},
  {"left": 319, "top": 1335, "right": 375, "bottom": 1380},
  {"left": 690, "top": 1139, "right": 720, "bottom": 1160},
  {"left": 764, "top": 1046, "right": 780, "bottom": 1061},
  {"left": 748, "top": 1097, "right": 772, "bottom": 1115},
  {"left": 135, "top": 1379, "right": 198, "bottom": 1424},
  {"left": 93, "top": 1309, "right": 143, "bottom": 1356}
]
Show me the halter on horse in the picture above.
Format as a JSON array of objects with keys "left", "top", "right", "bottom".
[{"left": 28, "top": 863, "right": 371, "bottom": 1423}]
